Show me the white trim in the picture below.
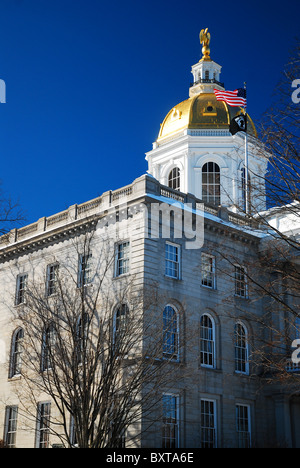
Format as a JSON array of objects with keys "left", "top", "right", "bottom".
[
  {"left": 201, "top": 253, "right": 216, "bottom": 289},
  {"left": 162, "top": 393, "right": 180, "bottom": 448},
  {"left": 114, "top": 240, "right": 130, "bottom": 278},
  {"left": 163, "top": 303, "right": 180, "bottom": 362},
  {"left": 200, "top": 398, "right": 217, "bottom": 448},
  {"left": 236, "top": 403, "right": 251, "bottom": 448},
  {"left": 165, "top": 241, "right": 181, "bottom": 280},
  {"left": 200, "top": 313, "right": 216, "bottom": 369},
  {"left": 234, "top": 264, "right": 248, "bottom": 299},
  {"left": 35, "top": 401, "right": 51, "bottom": 449},
  {"left": 234, "top": 320, "right": 249, "bottom": 375}
]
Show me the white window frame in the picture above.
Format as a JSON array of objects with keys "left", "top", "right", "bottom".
[
  {"left": 165, "top": 242, "right": 181, "bottom": 280},
  {"left": 78, "top": 253, "right": 92, "bottom": 287},
  {"left": 15, "top": 273, "right": 28, "bottom": 305},
  {"left": 234, "top": 265, "right": 248, "bottom": 298},
  {"left": 168, "top": 167, "right": 181, "bottom": 191},
  {"left": 201, "top": 253, "right": 216, "bottom": 289},
  {"left": 41, "top": 323, "right": 57, "bottom": 372},
  {"left": 234, "top": 321, "right": 249, "bottom": 375},
  {"left": 115, "top": 241, "right": 130, "bottom": 277},
  {"left": 46, "top": 263, "right": 59, "bottom": 296},
  {"left": 162, "top": 393, "right": 180, "bottom": 449},
  {"left": 202, "top": 162, "right": 221, "bottom": 206},
  {"left": 200, "top": 398, "right": 217, "bottom": 448},
  {"left": 200, "top": 313, "right": 216, "bottom": 369},
  {"left": 9, "top": 328, "right": 24, "bottom": 378},
  {"left": 113, "top": 303, "right": 129, "bottom": 349},
  {"left": 163, "top": 304, "right": 179, "bottom": 361},
  {"left": 36, "top": 402, "right": 51, "bottom": 448},
  {"left": 69, "top": 415, "right": 78, "bottom": 447},
  {"left": 236, "top": 403, "right": 251, "bottom": 448},
  {"left": 4, "top": 405, "right": 18, "bottom": 448}
]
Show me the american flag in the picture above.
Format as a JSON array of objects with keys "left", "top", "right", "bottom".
[{"left": 214, "top": 88, "right": 247, "bottom": 108}]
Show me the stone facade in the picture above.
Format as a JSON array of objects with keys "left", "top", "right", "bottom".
[
  {"left": 0, "top": 174, "right": 298, "bottom": 448},
  {"left": 1, "top": 34, "right": 299, "bottom": 448}
]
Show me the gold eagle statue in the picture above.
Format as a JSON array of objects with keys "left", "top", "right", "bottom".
[{"left": 199, "top": 28, "right": 211, "bottom": 60}]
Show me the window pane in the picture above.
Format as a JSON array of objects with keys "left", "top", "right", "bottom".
[
  {"left": 235, "top": 323, "right": 248, "bottom": 373},
  {"left": 201, "top": 254, "right": 215, "bottom": 288},
  {"left": 165, "top": 244, "right": 180, "bottom": 279},
  {"left": 163, "top": 306, "right": 178, "bottom": 359},
  {"left": 236, "top": 404, "right": 251, "bottom": 448},
  {"left": 16, "top": 274, "right": 27, "bottom": 305},
  {"left": 202, "top": 163, "right": 220, "bottom": 205},
  {"left": 11, "top": 328, "right": 24, "bottom": 377},
  {"left": 47, "top": 264, "right": 58, "bottom": 296},
  {"left": 116, "top": 242, "right": 130, "bottom": 276},
  {"left": 162, "top": 395, "right": 179, "bottom": 448},
  {"left": 200, "top": 315, "right": 215, "bottom": 367},
  {"left": 4, "top": 406, "right": 18, "bottom": 448},
  {"left": 235, "top": 266, "right": 247, "bottom": 297},
  {"left": 38, "top": 403, "right": 51, "bottom": 448},
  {"left": 201, "top": 400, "right": 216, "bottom": 448},
  {"left": 78, "top": 254, "right": 92, "bottom": 287},
  {"left": 168, "top": 168, "right": 180, "bottom": 191}
]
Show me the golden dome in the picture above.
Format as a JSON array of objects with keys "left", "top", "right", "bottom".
[{"left": 157, "top": 93, "right": 257, "bottom": 142}]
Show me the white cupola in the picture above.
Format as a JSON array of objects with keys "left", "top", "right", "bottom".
[{"left": 146, "top": 29, "right": 268, "bottom": 214}]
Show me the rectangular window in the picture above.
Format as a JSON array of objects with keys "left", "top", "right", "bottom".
[
  {"left": 78, "top": 254, "right": 92, "bottom": 287},
  {"left": 70, "top": 415, "right": 78, "bottom": 447},
  {"left": 165, "top": 243, "right": 180, "bottom": 279},
  {"left": 236, "top": 404, "right": 251, "bottom": 448},
  {"left": 46, "top": 264, "right": 58, "bottom": 296},
  {"left": 15, "top": 274, "right": 28, "bottom": 305},
  {"left": 162, "top": 394, "right": 179, "bottom": 448},
  {"left": 234, "top": 265, "right": 248, "bottom": 298},
  {"left": 200, "top": 399, "right": 217, "bottom": 448},
  {"left": 201, "top": 254, "right": 216, "bottom": 289},
  {"left": 36, "top": 402, "right": 51, "bottom": 448},
  {"left": 4, "top": 406, "right": 18, "bottom": 448},
  {"left": 115, "top": 241, "right": 130, "bottom": 277}
]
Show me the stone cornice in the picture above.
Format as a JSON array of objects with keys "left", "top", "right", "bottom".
[{"left": 0, "top": 174, "right": 265, "bottom": 262}]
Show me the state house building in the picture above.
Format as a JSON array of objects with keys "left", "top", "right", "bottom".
[{"left": 0, "top": 31, "right": 299, "bottom": 448}]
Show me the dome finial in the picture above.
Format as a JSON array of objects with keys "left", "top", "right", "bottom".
[{"left": 199, "top": 28, "right": 211, "bottom": 61}]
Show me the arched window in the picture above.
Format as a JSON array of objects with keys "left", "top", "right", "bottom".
[
  {"left": 200, "top": 314, "right": 215, "bottom": 368},
  {"left": 202, "top": 162, "right": 220, "bottom": 205},
  {"left": 163, "top": 305, "right": 179, "bottom": 360},
  {"left": 241, "top": 168, "right": 251, "bottom": 212},
  {"left": 41, "top": 323, "right": 56, "bottom": 371},
  {"left": 168, "top": 168, "right": 180, "bottom": 191},
  {"left": 234, "top": 322, "right": 249, "bottom": 374},
  {"left": 9, "top": 328, "right": 24, "bottom": 378}
]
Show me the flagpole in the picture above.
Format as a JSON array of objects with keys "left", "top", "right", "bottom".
[{"left": 244, "top": 81, "right": 249, "bottom": 215}]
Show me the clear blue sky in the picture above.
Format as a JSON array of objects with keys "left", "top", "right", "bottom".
[{"left": 0, "top": 0, "right": 298, "bottom": 226}]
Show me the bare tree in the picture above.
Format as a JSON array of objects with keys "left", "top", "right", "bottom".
[
  {"left": 0, "top": 181, "right": 25, "bottom": 235},
  {"left": 215, "top": 39, "right": 300, "bottom": 383},
  {"left": 10, "top": 224, "right": 190, "bottom": 448}
]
